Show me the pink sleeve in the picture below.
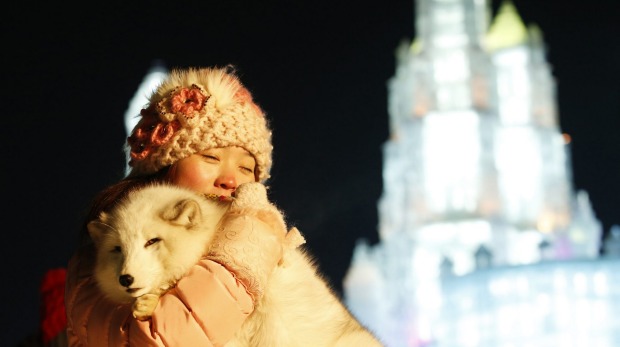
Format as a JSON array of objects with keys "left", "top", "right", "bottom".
[
  {"left": 65, "top": 246, "right": 254, "bottom": 347},
  {"left": 146, "top": 259, "right": 254, "bottom": 346}
]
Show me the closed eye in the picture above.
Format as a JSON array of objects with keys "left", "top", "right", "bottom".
[
  {"left": 111, "top": 246, "right": 121, "bottom": 253},
  {"left": 202, "top": 154, "right": 218, "bottom": 161},
  {"left": 240, "top": 166, "right": 254, "bottom": 174},
  {"left": 145, "top": 238, "right": 161, "bottom": 247}
]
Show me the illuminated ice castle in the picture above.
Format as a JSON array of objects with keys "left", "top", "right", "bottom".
[{"left": 343, "top": 1, "right": 620, "bottom": 346}]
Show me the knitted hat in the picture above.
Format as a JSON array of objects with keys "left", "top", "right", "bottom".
[{"left": 127, "top": 66, "right": 273, "bottom": 182}]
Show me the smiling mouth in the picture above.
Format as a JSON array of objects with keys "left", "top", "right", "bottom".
[{"left": 126, "top": 288, "right": 141, "bottom": 294}]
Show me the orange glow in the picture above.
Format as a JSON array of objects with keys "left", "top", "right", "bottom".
[{"left": 562, "top": 133, "right": 572, "bottom": 144}]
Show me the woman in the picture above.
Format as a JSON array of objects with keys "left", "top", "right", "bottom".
[{"left": 65, "top": 66, "right": 287, "bottom": 346}]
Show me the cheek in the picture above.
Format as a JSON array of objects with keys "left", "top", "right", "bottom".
[
  {"left": 238, "top": 174, "right": 257, "bottom": 186},
  {"left": 167, "top": 161, "right": 216, "bottom": 193}
]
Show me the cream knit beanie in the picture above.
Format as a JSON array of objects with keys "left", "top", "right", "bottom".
[{"left": 127, "top": 66, "right": 273, "bottom": 182}]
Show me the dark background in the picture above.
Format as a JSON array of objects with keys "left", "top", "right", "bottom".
[{"left": 4, "top": 0, "right": 619, "bottom": 345}]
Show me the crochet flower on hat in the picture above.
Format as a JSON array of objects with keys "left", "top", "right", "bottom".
[
  {"left": 169, "top": 85, "right": 207, "bottom": 116},
  {"left": 128, "top": 85, "right": 209, "bottom": 162},
  {"left": 128, "top": 109, "right": 181, "bottom": 162},
  {"left": 156, "top": 84, "right": 210, "bottom": 126}
]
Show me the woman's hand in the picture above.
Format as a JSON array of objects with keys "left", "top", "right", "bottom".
[{"left": 207, "top": 182, "right": 289, "bottom": 301}]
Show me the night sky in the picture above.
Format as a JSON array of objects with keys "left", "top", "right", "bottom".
[{"left": 4, "top": 0, "right": 619, "bottom": 345}]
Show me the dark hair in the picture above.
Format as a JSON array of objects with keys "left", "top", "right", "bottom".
[{"left": 78, "top": 167, "right": 170, "bottom": 246}]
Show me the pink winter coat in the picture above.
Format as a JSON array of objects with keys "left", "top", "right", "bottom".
[{"left": 65, "top": 243, "right": 254, "bottom": 346}]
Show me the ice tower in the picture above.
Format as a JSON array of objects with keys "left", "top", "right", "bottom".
[{"left": 343, "top": 1, "right": 620, "bottom": 346}]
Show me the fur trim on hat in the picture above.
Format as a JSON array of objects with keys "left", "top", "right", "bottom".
[{"left": 127, "top": 67, "right": 273, "bottom": 182}]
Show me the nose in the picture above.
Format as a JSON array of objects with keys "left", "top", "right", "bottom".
[
  {"left": 214, "top": 171, "right": 238, "bottom": 191},
  {"left": 119, "top": 274, "right": 134, "bottom": 287}
]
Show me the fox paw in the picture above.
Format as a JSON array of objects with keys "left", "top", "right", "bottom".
[{"left": 132, "top": 293, "right": 159, "bottom": 321}]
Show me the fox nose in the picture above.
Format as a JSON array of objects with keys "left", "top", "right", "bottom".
[{"left": 119, "top": 274, "right": 134, "bottom": 287}]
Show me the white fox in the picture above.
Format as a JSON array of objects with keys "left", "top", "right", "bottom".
[{"left": 88, "top": 182, "right": 383, "bottom": 347}]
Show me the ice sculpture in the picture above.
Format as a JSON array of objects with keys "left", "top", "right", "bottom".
[{"left": 343, "top": 1, "right": 618, "bottom": 346}]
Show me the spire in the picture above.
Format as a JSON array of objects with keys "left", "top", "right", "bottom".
[
  {"left": 124, "top": 60, "right": 168, "bottom": 137},
  {"left": 485, "top": 0, "right": 529, "bottom": 51},
  {"left": 124, "top": 60, "right": 168, "bottom": 175}
]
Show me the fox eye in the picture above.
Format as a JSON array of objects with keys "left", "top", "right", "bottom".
[
  {"left": 112, "top": 246, "right": 121, "bottom": 253},
  {"left": 145, "top": 238, "right": 161, "bottom": 247}
]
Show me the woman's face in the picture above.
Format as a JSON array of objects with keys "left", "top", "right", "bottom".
[{"left": 166, "top": 146, "right": 257, "bottom": 198}]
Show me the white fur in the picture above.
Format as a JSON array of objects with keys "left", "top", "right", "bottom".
[
  {"left": 227, "top": 248, "right": 383, "bottom": 347},
  {"left": 88, "top": 183, "right": 228, "bottom": 317},
  {"left": 89, "top": 183, "right": 383, "bottom": 346}
]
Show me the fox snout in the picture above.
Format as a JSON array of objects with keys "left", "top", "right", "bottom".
[{"left": 119, "top": 274, "right": 134, "bottom": 287}]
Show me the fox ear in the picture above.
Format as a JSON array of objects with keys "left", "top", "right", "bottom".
[
  {"left": 88, "top": 214, "right": 112, "bottom": 246},
  {"left": 162, "top": 199, "right": 202, "bottom": 228}
]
